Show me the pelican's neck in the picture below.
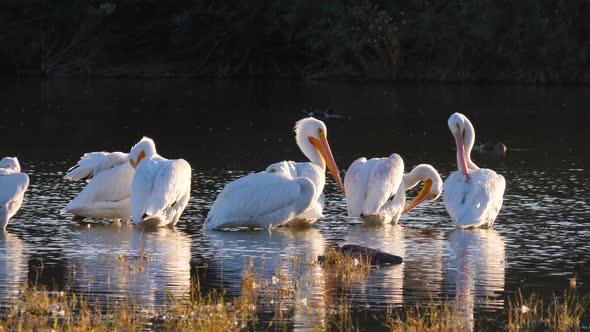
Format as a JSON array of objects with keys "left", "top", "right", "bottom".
[
  {"left": 296, "top": 134, "right": 325, "bottom": 170},
  {"left": 403, "top": 165, "right": 432, "bottom": 190},
  {"left": 144, "top": 144, "right": 158, "bottom": 160},
  {"left": 130, "top": 138, "right": 158, "bottom": 167},
  {"left": 462, "top": 121, "right": 479, "bottom": 171}
]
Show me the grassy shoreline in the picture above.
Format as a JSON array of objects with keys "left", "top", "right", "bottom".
[{"left": 1, "top": 248, "right": 587, "bottom": 331}]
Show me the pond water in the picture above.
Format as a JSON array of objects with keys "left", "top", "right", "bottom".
[{"left": 1, "top": 79, "right": 590, "bottom": 330}]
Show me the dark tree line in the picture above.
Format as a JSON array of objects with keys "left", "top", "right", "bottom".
[{"left": 1, "top": 0, "right": 589, "bottom": 82}]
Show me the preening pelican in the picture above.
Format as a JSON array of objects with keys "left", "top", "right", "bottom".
[
  {"left": 204, "top": 117, "right": 344, "bottom": 230},
  {"left": 128, "top": 137, "right": 192, "bottom": 227},
  {"left": 443, "top": 113, "right": 505, "bottom": 228},
  {"left": 0, "top": 157, "right": 29, "bottom": 229},
  {"left": 345, "top": 154, "right": 404, "bottom": 224},
  {"left": 63, "top": 151, "right": 133, "bottom": 222},
  {"left": 344, "top": 155, "right": 442, "bottom": 224}
]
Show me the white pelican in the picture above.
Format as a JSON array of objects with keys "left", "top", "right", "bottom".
[
  {"left": 128, "top": 137, "right": 192, "bottom": 227},
  {"left": 344, "top": 154, "right": 442, "bottom": 225},
  {"left": 443, "top": 113, "right": 505, "bottom": 228},
  {"left": 204, "top": 117, "right": 344, "bottom": 230},
  {"left": 63, "top": 151, "right": 133, "bottom": 222},
  {"left": 0, "top": 157, "right": 29, "bottom": 230}
]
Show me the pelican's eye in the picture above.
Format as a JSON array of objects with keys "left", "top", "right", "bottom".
[
  {"left": 455, "top": 123, "right": 461, "bottom": 134},
  {"left": 269, "top": 168, "right": 276, "bottom": 173}
]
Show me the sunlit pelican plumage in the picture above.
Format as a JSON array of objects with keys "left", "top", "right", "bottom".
[
  {"left": 401, "top": 164, "right": 443, "bottom": 214},
  {"left": 128, "top": 137, "right": 192, "bottom": 227},
  {"left": 443, "top": 113, "right": 506, "bottom": 228},
  {"left": 204, "top": 117, "right": 344, "bottom": 230},
  {"left": 344, "top": 154, "right": 442, "bottom": 224},
  {"left": 63, "top": 151, "right": 133, "bottom": 222},
  {"left": 0, "top": 157, "right": 29, "bottom": 230},
  {"left": 263, "top": 160, "right": 326, "bottom": 227}
]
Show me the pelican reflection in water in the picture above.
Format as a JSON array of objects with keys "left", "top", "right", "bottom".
[
  {"left": 66, "top": 224, "right": 191, "bottom": 306},
  {"left": 204, "top": 228, "right": 327, "bottom": 330},
  {"left": 402, "top": 228, "right": 445, "bottom": 300},
  {"left": 443, "top": 229, "right": 506, "bottom": 331},
  {"left": 343, "top": 224, "right": 405, "bottom": 306},
  {"left": 0, "top": 231, "right": 27, "bottom": 306}
]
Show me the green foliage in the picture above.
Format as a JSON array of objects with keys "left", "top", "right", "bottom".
[{"left": 0, "top": 0, "right": 589, "bottom": 81}]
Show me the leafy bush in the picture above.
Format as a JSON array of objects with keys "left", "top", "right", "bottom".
[{"left": 0, "top": 0, "right": 588, "bottom": 82}]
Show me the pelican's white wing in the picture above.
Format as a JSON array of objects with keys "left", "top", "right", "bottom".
[
  {"left": 344, "top": 157, "right": 368, "bottom": 217},
  {"left": 345, "top": 155, "right": 404, "bottom": 217},
  {"left": 131, "top": 159, "right": 191, "bottom": 225},
  {"left": 143, "top": 159, "right": 192, "bottom": 218},
  {"left": 204, "top": 172, "right": 316, "bottom": 230},
  {"left": 0, "top": 173, "right": 29, "bottom": 228},
  {"left": 443, "top": 169, "right": 505, "bottom": 228},
  {"left": 266, "top": 161, "right": 325, "bottom": 225},
  {"left": 363, "top": 155, "right": 404, "bottom": 216},
  {"left": 63, "top": 162, "right": 134, "bottom": 220},
  {"left": 65, "top": 152, "right": 129, "bottom": 181}
]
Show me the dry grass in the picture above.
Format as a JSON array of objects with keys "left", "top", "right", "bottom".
[
  {"left": 385, "top": 300, "right": 470, "bottom": 332},
  {"left": 319, "top": 245, "right": 373, "bottom": 282},
  {"left": 546, "top": 291, "right": 587, "bottom": 331},
  {"left": 0, "top": 284, "right": 145, "bottom": 331},
  {"left": 506, "top": 289, "right": 588, "bottom": 332},
  {"left": 384, "top": 288, "right": 590, "bottom": 332},
  {"left": 506, "top": 289, "right": 544, "bottom": 331}
]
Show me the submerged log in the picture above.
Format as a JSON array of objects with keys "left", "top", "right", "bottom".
[{"left": 318, "top": 244, "right": 403, "bottom": 266}]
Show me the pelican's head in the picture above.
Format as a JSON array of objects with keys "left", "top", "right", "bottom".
[
  {"left": 295, "top": 117, "right": 345, "bottom": 195},
  {"left": 448, "top": 113, "right": 473, "bottom": 176},
  {"left": 129, "top": 137, "right": 156, "bottom": 169},
  {"left": 0, "top": 157, "right": 21, "bottom": 173},
  {"left": 402, "top": 164, "right": 443, "bottom": 214},
  {"left": 265, "top": 161, "right": 293, "bottom": 176}
]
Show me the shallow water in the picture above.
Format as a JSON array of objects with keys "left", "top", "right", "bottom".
[{"left": 1, "top": 80, "right": 590, "bottom": 330}]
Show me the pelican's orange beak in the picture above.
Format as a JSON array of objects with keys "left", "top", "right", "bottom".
[
  {"left": 129, "top": 150, "right": 146, "bottom": 169},
  {"left": 309, "top": 131, "right": 345, "bottom": 196},
  {"left": 454, "top": 124, "right": 469, "bottom": 177},
  {"left": 402, "top": 178, "right": 433, "bottom": 214}
]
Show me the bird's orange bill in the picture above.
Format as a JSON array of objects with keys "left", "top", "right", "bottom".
[
  {"left": 309, "top": 133, "right": 345, "bottom": 196},
  {"left": 129, "top": 150, "right": 146, "bottom": 169},
  {"left": 402, "top": 178, "right": 433, "bottom": 214},
  {"left": 453, "top": 126, "right": 469, "bottom": 177}
]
